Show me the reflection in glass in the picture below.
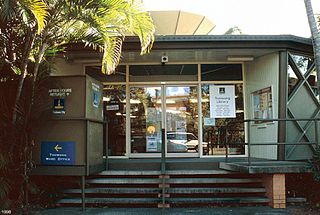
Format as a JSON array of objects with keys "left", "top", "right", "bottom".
[
  {"left": 130, "top": 87, "right": 162, "bottom": 153},
  {"left": 201, "top": 84, "right": 245, "bottom": 155},
  {"left": 104, "top": 85, "right": 126, "bottom": 156},
  {"left": 166, "top": 86, "right": 199, "bottom": 153}
]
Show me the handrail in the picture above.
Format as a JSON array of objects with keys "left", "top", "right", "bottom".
[{"left": 223, "top": 118, "right": 320, "bottom": 165}]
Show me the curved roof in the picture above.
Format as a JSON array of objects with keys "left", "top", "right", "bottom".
[{"left": 149, "top": 11, "right": 215, "bottom": 35}]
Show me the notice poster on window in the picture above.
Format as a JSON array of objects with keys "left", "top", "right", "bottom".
[{"left": 209, "top": 85, "right": 236, "bottom": 118}]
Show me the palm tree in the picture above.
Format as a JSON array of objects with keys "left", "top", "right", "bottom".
[
  {"left": 304, "top": 0, "right": 320, "bottom": 94},
  {"left": 0, "top": 0, "right": 154, "bottom": 210},
  {"left": 1, "top": 0, "right": 155, "bottom": 122}
]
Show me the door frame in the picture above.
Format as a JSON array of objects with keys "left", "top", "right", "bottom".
[{"left": 128, "top": 84, "right": 200, "bottom": 158}]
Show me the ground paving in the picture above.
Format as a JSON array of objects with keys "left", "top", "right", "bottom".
[{"left": 30, "top": 206, "right": 320, "bottom": 215}]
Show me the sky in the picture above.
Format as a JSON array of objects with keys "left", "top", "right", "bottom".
[{"left": 142, "top": 0, "right": 320, "bottom": 37}]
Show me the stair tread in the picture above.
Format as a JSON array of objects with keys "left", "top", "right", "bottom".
[
  {"left": 167, "top": 178, "right": 261, "bottom": 183},
  {"left": 97, "top": 170, "right": 233, "bottom": 175},
  {"left": 58, "top": 197, "right": 160, "bottom": 204},
  {"left": 168, "top": 197, "right": 270, "bottom": 203},
  {"left": 167, "top": 187, "right": 266, "bottom": 193},
  {"left": 64, "top": 188, "right": 161, "bottom": 194},
  {"left": 98, "top": 170, "right": 161, "bottom": 176},
  {"left": 63, "top": 187, "right": 265, "bottom": 194},
  {"left": 87, "top": 178, "right": 161, "bottom": 184}
]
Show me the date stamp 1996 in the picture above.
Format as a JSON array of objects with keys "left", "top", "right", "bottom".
[{"left": 1, "top": 210, "right": 11, "bottom": 214}]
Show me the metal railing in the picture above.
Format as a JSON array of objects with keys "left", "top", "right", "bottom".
[{"left": 224, "top": 118, "right": 320, "bottom": 166}]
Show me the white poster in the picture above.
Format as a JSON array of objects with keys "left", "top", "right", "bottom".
[{"left": 209, "top": 85, "right": 236, "bottom": 118}]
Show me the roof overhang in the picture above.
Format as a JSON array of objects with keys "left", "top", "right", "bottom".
[{"left": 62, "top": 35, "right": 313, "bottom": 63}]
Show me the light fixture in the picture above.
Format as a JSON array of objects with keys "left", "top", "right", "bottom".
[
  {"left": 227, "top": 56, "right": 254, "bottom": 61},
  {"left": 103, "top": 97, "right": 111, "bottom": 102}
]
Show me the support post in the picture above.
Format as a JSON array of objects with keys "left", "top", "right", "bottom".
[
  {"left": 247, "top": 120, "right": 251, "bottom": 166},
  {"left": 81, "top": 176, "right": 85, "bottom": 211},
  {"left": 278, "top": 51, "right": 288, "bottom": 161}
]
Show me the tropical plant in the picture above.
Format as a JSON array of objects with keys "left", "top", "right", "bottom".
[
  {"left": 308, "top": 145, "right": 320, "bottom": 182},
  {"left": 0, "top": 0, "right": 154, "bottom": 211}
]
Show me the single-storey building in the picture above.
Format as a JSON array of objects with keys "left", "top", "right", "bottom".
[{"left": 31, "top": 11, "right": 319, "bottom": 209}]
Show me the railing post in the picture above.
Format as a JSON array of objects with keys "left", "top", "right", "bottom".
[
  {"left": 161, "top": 128, "right": 166, "bottom": 174},
  {"left": 247, "top": 120, "right": 251, "bottom": 166},
  {"left": 161, "top": 128, "right": 166, "bottom": 206},
  {"left": 81, "top": 176, "right": 85, "bottom": 211},
  {"left": 225, "top": 126, "right": 229, "bottom": 162}
]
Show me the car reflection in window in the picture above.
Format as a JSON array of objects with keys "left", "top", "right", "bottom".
[{"left": 167, "top": 132, "right": 207, "bottom": 152}]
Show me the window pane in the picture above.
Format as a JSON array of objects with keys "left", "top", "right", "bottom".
[
  {"left": 130, "top": 87, "right": 162, "bottom": 153},
  {"left": 201, "top": 64, "right": 242, "bottom": 81},
  {"left": 202, "top": 84, "right": 245, "bottom": 155},
  {"left": 166, "top": 86, "right": 198, "bottom": 153},
  {"left": 86, "top": 65, "right": 126, "bottom": 82},
  {"left": 129, "top": 64, "right": 198, "bottom": 82},
  {"left": 104, "top": 85, "right": 126, "bottom": 156}
]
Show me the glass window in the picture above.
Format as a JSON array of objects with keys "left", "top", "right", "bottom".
[
  {"left": 201, "top": 64, "right": 242, "bottom": 81},
  {"left": 129, "top": 64, "right": 198, "bottom": 82},
  {"left": 86, "top": 65, "right": 126, "bottom": 82},
  {"left": 201, "top": 84, "right": 245, "bottom": 155},
  {"left": 104, "top": 85, "right": 126, "bottom": 156}
]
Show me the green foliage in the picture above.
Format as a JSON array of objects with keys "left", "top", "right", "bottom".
[
  {"left": 308, "top": 145, "right": 320, "bottom": 182},
  {"left": 0, "top": 0, "right": 154, "bottom": 211}
]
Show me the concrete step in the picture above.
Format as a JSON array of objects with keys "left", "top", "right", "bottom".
[
  {"left": 98, "top": 170, "right": 161, "bottom": 176},
  {"left": 166, "top": 178, "right": 262, "bottom": 184},
  {"left": 86, "top": 177, "right": 261, "bottom": 185},
  {"left": 96, "top": 170, "right": 233, "bottom": 176},
  {"left": 58, "top": 197, "right": 160, "bottom": 204},
  {"left": 167, "top": 187, "right": 266, "bottom": 194},
  {"left": 87, "top": 178, "right": 161, "bottom": 184},
  {"left": 64, "top": 187, "right": 161, "bottom": 194},
  {"left": 64, "top": 187, "right": 265, "bottom": 195},
  {"left": 167, "top": 197, "right": 270, "bottom": 204}
]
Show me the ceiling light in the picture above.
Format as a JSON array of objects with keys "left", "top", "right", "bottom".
[{"left": 227, "top": 56, "right": 254, "bottom": 61}]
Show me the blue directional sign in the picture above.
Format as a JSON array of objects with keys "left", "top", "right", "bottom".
[{"left": 41, "top": 141, "right": 75, "bottom": 165}]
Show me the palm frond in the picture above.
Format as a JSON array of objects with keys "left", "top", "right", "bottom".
[
  {"left": 0, "top": 0, "right": 17, "bottom": 21},
  {"left": 20, "top": 0, "right": 48, "bottom": 33},
  {"left": 101, "top": 36, "right": 123, "bottom": 74}
]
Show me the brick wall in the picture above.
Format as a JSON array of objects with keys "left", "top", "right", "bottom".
[{"left": 262, "top": 173, "right": 286, "bottom": 208}]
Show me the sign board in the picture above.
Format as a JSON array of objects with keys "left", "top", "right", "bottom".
[
  {"left": 92, "top": 83, "right": 101, "bottom": 108},
  {"left": 146, "top": 137, "right": 159, "bottom": 152},
  {"left": 204, "top": 117, "right": 215, "bottom": 126},
  {"left": 209, "top": 85, "right": 236, "bottom": 118},
  {"left": 41, "top": 141, "right": 75, "bottom": 165},
  {"left": 53, "top": 98, "right": 65, "bottom": 114}
]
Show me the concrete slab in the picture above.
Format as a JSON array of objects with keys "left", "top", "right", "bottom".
[{"left": 219, "top": 161, "right": 309, "bottom": 174}]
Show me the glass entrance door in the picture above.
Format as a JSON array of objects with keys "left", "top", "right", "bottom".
[
  {"left": 130, "top": 86, "right": 162, "bottom": 154},
  {"left": 166, "top": 86, "right": 199, "bottom": 156},
  {"left": 130, "top": 85, "right": 199, "bottom": 157}
]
